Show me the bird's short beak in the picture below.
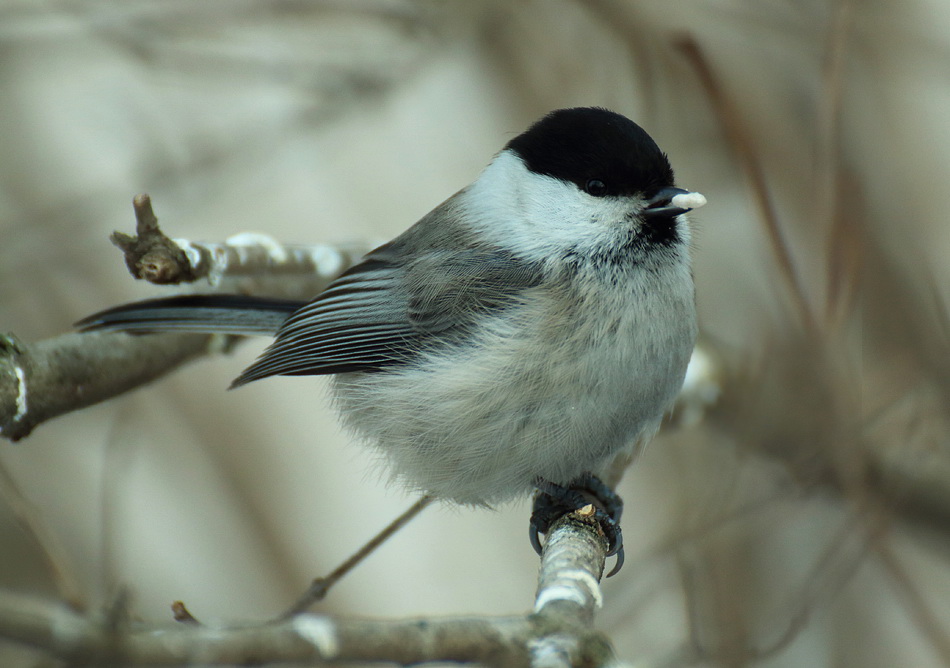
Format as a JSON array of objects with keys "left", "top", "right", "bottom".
[{"left": 643, "top": 187, "right": 707, "bottom": 219}]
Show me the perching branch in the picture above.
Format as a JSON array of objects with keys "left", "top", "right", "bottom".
[{"left": 0, "top": 510, "right": 616, "bottom": 667}]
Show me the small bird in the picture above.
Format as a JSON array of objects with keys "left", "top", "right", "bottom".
[{"left": 78, "top": 107, "right": 704, "bottom": 573}]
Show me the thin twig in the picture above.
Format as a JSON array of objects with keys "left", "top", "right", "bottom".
[
  {"left": 279, "top": 495, "right": 435, "bottom": 619},
  {"left": 675, "top": 36, "right": 818, "bottom": 334},
  {"left": 0, "top": 460, "right": 85, "bottom": 609},
  {"left": 742, "top": 508, "right": 872, "bottom": 662},
  {"left": 819, "top": 0, "right": 859, "bottom": 327},
  {"left": 874, "top": 540, "right": 950, "bottom": 664}
]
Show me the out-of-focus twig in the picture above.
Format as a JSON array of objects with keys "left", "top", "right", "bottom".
[
  {"left": 0, "top": 461, "right": 85, "bottom": 609},
  {"left": 875, "top": 540, "right": 950, "bottom": 664},
  {"left": 819, "top": 0, "right": 859, "bottom": 326},
  {"left": 171, "top": 601, "right": 201, "bottom": 626},
  {"left": 675, "top": 36, "right": 818, "bottom": 334}
]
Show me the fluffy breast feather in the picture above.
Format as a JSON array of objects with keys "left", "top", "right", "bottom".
[{"left": 331, "top": 256, "right": 696, "bottom": 505}]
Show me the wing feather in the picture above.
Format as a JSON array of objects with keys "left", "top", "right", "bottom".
[{"left": 232, "top": 238, "right": 544, "bottom": 387}]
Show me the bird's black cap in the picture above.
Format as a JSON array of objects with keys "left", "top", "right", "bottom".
[{"left": 505, "top": 107, "right": 674, "bottom": 198}]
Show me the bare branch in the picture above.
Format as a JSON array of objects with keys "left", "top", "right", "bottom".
[
  {"left": 111, "top": 194, "right": 371, "bottom": 298},
  {"left": 0, "top": 330, "right": 217, "bottom": 441},
  {"left": 0, "top": 590, "right": 527, "bottom": 666},
  {"left": 1, "top": 195, "right": 370, "bottom": 441},
  {"left": 0, "top": 510, "right": 616, "bottom": 666}
]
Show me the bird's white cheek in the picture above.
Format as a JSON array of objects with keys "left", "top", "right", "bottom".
[{"left": 464, "top": 154, "right": 645, "bottom": 262}]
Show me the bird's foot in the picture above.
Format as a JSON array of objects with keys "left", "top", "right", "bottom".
[{"left": 529, "top": 473, "right": 625, "bottom": 577}]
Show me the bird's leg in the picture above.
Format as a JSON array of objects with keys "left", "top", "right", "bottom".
[{"left": 529, "top": 473, "right": 625, "bottom": 576}]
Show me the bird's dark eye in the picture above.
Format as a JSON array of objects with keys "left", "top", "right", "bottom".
[{"left": 584, "top": 179, "right": 608, "bottom": 197}]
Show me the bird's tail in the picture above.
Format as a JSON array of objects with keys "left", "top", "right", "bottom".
[{"left": 75, "top": 294, "right": 305, "bottom": 336}]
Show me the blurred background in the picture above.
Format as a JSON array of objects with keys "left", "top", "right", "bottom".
[{"left": 1, "top": 1, "right": 949, "bottom": 665}]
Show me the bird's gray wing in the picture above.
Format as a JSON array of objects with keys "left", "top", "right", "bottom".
[
  {"left": 403, "top": 247, "right": 543, "bottom": 334},
  {"left": 232, "top": 244, "right": 543, "bottom": 386}
]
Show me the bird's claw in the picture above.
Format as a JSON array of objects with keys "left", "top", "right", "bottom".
[{"left": 529, "top": 473, "right": 625, "bottom": 577}]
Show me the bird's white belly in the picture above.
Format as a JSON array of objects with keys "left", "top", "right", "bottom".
[{"left": 332, "top": 281, "right": 695, "bottom": 505}]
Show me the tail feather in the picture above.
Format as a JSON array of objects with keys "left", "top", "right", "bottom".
[{"left": 75, "top": 295, "right": 305, "bottom": 336}]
